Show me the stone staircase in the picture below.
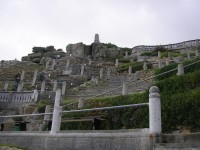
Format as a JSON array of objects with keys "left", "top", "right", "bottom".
[{"left": 154, "top": 133, "right": 200, "bottom": 150}]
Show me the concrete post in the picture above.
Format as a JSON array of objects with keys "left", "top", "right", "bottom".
[
  {"left": 45, "top": 59, "right": 50, "bottom": 69},
  {"left": 3, "top": 82, "right": 8, "bottom": 91},
  {"left": 88, "top": 58, "right": 92, "bottom": 66},
  {"left": 166, "top": 58, "right": 169, "bottom": 65},
  {"left": 100, "top": 68, "right": 103, "bottom": 80},
  {"left": 32, "top": 70, "right": 38, "bottom": 86},
  {"left": 143, "top": 62, "right": 147, "bottom": 70},
  {"left": 122, "top": 82, "right": 128, "bottom": 95},
  {"left": 158, "top": 51, "right": 161, "bottom": 59},
  {"left": 50, "top": 89, "right": 62, "bottom": 134},
  {"left": 53, "top": 80, "right": 57, "bottom": 92},
  {"left": 20, "top": 70, "right": 25, "bottom": 81},
  {"left": 17, "top": 82, "right": 23, "bottom": 92},
  {"left": 78, "top": 98, "right": 84, "bottom": 109},
  {"left": 62, "top": 81, "right": 66, "bottom": 95},
  {"left": 41, "top": 81, "right": 46, "bottom": 94},
  {"left": 115, "top": 59, "right": 119, "bottom": 68},
  {"left": 158, "top": 60, "right": 162, "bottom": 68},
  {"left": 125, "top": 51, "right": 128, "bottom": 57},
  {"left": 107, "top": 68, "right": 111, "bottom": 79},
  {"left": 187, "top": 49, "right": 190, "bottom": 59},
  {"left": 51, "top": 60, "right": 56, "bottom": 70},
  {"left": 44, "top": 105, "right": 51, "bottom": 122},
  {"left": 149, "top": 86, "right": 161, "bottom": 134},
  {"left": 81, "top": 64, "right": 85, "bottom": 75},
  {"left": 177, "top": 63, "right": 184, "bottom": 76},
  {"left": 128, "top": 66, "right": 132, "bottom": 75},
  {"left": 33, "top": 90, "right": 38, "bottom": 102},
  {"left": 195, "top": 50, "right": 199, "bottom": 57},
  {"left": 134, "top": 71, "right": 139, "bottom": 81}
]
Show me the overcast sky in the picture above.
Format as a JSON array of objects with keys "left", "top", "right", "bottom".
[{"left": 0, "top": 0, "right": 200, "bottom": 60}]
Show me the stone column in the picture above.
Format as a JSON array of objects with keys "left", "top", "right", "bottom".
[
  {"left": 78, "top": 98, "right": 84, "bottom": 109},
  {"left": 53, "top": 80, "right": 57, "bottom": 92},
  {"left": 50, "top": 89, "right": 62, "bottom": 134},
  {"left": 17, "top": 82, "right": 23, "bottom": 92},
  {"left": 125, "top": 51, "right": 128, "bottom": 57},
  {"left": 115, "top": 59, "right": 119, "bottom": 68},
  {"left": 149, "top": 86, "right": 161, "bottom": 134},
  {"left": 51, "top": 60, "right": 56, "bottom": 70},
  {"left": 44, "top": 105, "right": 51, "bottom": 122},
  {"left": 107, "top": 68, "right": 111, "bottom": 79},
  {"left": 195, "top": 50, "right": 199, "bottom": 57},
  {"left": 100, "top": 68, "right": 103, "bottom": 80},
  {"left": 166, "top": 58, "right": 169, "bottom": 65},
  {"left": 168, "top": 52, "right": 171, "bottom": 59},
  {"left": 62, "top": 81, "right": 67, "bottom": 95},
  {"left": 45, "top": 59, "right": 50, "bottom": 69},
  {"left": 32, "top": 70, "right": 38, "bottom": 86},
  {"left": 177, "top": 63, "right": 184, "bottom": 76},
  {"left": 143, "top": 62, "right": 147, "bottom": 70},
  {"left": 20, "top": 70, "right": 25, "bottom": 81},
  {"left": 128, "top": 66, "right": 132, "bottom": 75},
  {"left": 41, "top": 81, "right": 46, "bottom": 94},
  {"left": 122, "top": 82, "right": 128, "bottom": 96},
  {"left": 187, "top": 49, "right": 191, "bottom": 59},
  {"left": 3, "top": 82, "right": 8, "bottom": 91},
  {"left": 158, "top": 51, "right": 161, "bottom": 59},
  {"left": 81, "top": 64, "right": 85, "bottom": 75},
  {"left": 94, "top": 34, "right": 100, "bottom": 43},
  {"left": 158, "top": 60, "right": 162, "bottom": 68},
  {"left": 33, "top": 89, "right": 38, "bottom": 102},
  {"left": 88, "top": 58, "right": 92, "bottom": 66},
  {"left": 134, "top": 71, "right": 139, "bottom": 81}
]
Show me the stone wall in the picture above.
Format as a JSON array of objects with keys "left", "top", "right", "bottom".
[{"left": 0, "top": 130, "right": 154, "bottom": 150}]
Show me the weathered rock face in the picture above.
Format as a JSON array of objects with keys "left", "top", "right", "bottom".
[
  {"left": 21, "top": 46, "right": 66, "bottom": 64},
  {"left": 66, "top": 42, "right": 90, "bottom": 58}
]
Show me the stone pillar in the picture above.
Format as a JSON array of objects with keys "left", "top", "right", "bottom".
[
  {"left": 3, "top": 82, "right": 8, "bottom": 91},
  {"left": 33, "top": 89, "right": 38, "bottom": 102},
  {"left": 100, "top": 68, "right": 103, "bottom": 80},
  {"left": 158, "top": 51, "right": 161, "bottom": 59},
  {"left": 134, "top": 71, "right": 139, "bottom": 81},
  {"left": 168, "top": 52, "right": 171, "bottom": 59},
  {"left": 115, "top": 59, "right": 119, "bottom": 68},
  {"left": 32, "top": 70, "right": 38, "bottom": 86},
  {"left": 20, "top": 70, "right": 25, "bottom": 81},
  {"left": 81, "top": 64, "right": 85, "bottom": 75},
  {"left": 128, "top": 66, "right": 132, "bottom": 75},
  {"left": 62, "top": 81, "right": 66, "bottom": 95},
  {"left": 88, "top": 58, "right": 92, "bottom": 66},
  {"left": 177, "top": 63, "right": 184, "bottom": 76},
  {"left": 44, "top": 105, "right": 51, "bottom": 122},
  {"left": 107, "top": 68, "right": 111, "bottom": 79},
  {"left": 158, "top": 60, "right": 162, "bottom": 68},
  {"left": 45, "top": 59, "right": 50, "bottom": 69},
  {"left": 195, "top": 50, "right": 199, "bottom": 57},
  {"left": 149, "top": 86, "right": 161, "bottom": 134},
  {"left": 122, "top": 82, "right": 128, "bottom": 96},
  {"left": 41, "top": 81, "right": 46, "bottom": 94},
  {"left": 78, "top": 98, "right": 84, "bottom": 109},
  {"left": 50, "top": 89, "right": 62, "bottom": 134},
  {"left": 17, "top": 82, "right": 23, "bottom": 92},
  {"left": 187, "top": 49, "right": 190, "bottom": 59},
  {"left": 125, "top": 51, "right": 128, "bottom": 57},
  {"left": 53, "top": 80, "right": 57, "bottom": 92},
  {"left": 94, "top": 34, "right": 100, "bottom": 43},
  {"left": 143, "top": 62, "right": 147, "bottom": 70},
  {"left": 51, "top": 60, "right": 56, "bottom": 70},
  {"left": 166, "top": 58, "right": 169, "bottom": 65}
]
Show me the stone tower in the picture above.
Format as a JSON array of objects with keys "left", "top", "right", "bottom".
[{"left": 94, "top": 34, "right": 100, "bottom": 43}]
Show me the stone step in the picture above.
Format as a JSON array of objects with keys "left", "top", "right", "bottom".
[{"left": 154, "top": 142, "right": 200, "bottom": 150}]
